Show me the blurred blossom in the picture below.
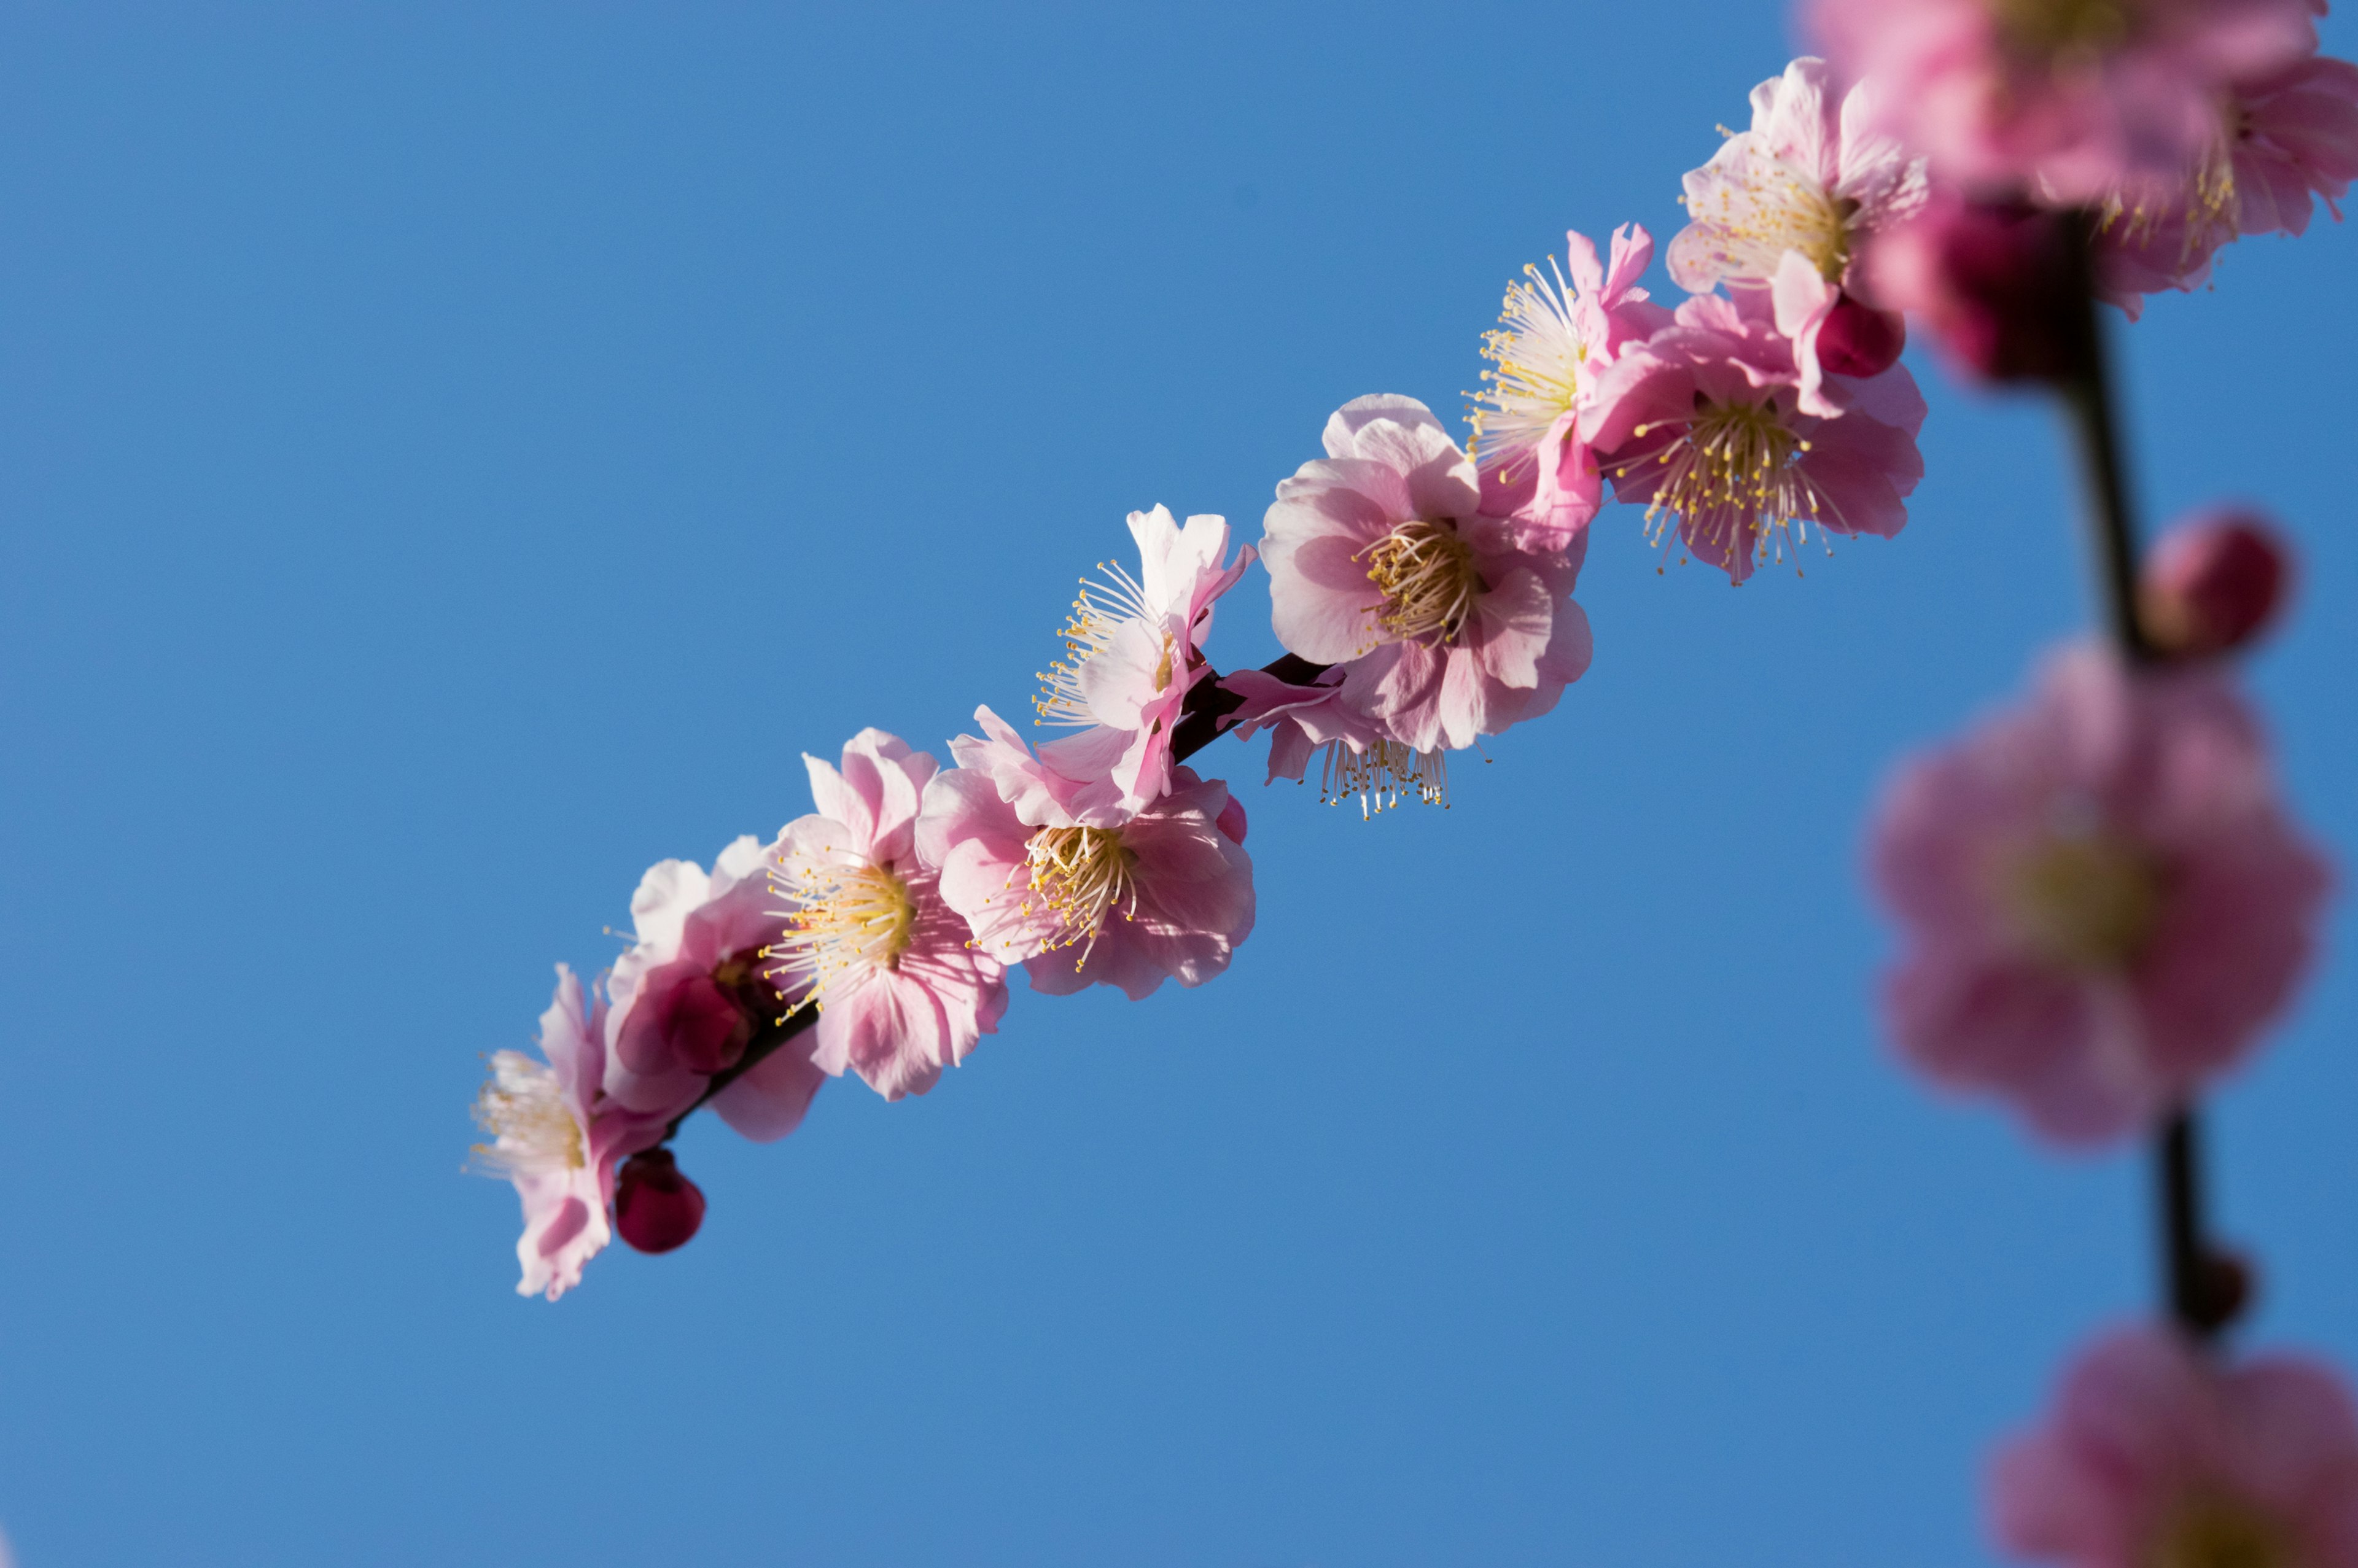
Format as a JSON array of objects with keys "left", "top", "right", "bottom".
[
  {"left": 1262, "top": 394, "right": 1592, "bottom": 751},
  {"left": 773, "top": 729, "right": 1007, "bottom": 1102},
  {"left": 1869, "top": 643, "right": 2330, "bottom": 1144},
  {"left": 1808, "top": 0, "right": 2317, "bottom": 203},
  {"left": 606, "top": 837, "right": 824, "bottom": 1141},
  {"left": 1469, "top": 224, "right": 1671, "bottom": 552},
  {"left": 1863, "top": 193, "right": 2085, "bottom": 381},
  {"left": 2142, "top": 507, "right": 2294, "bottom": 659},
  {"left": 1584, "top": 289, "right": 1928, "bottom": 582},
  {"left": 1030, "top": 505, "right": 1253, "bottom": 815},
  {"left": 925, "top": 708, "right": 1254, "bottom": 1000},
  {"left": 1993, "top": 1324, "right": 2358, "bottom": 1568}
]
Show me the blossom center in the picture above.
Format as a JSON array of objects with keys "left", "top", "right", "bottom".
[
  {"left": 470, "top": 1051, "right": 585, "bottom": 1177},
  {"left": 774, "top": 860, "right": 919, "bottom": 998},
  {"left": 1624, "top": 395, "right": 1833, "bottom": 567},
  {"left": 2004, "top": 834, "right": 2163, "bottom": 971},
  {"left": 2146, "top": 1497, "right": 2291, "bottom": 1568},
  {"left": 1470, "top": 256, "right": 1587, "bottom": 473},
  {"left": 1035, "top": 560, "right": 1158, "bottom": 728},
  {"left": 1024, "top": 825, "right": 1137, "bottom": 952},
  {"left": 1358, "top": 519, "right": 1482, "bottom": 646},
  {"left": 1990, "top": 0, "right": 2131, "bottom": 61}
]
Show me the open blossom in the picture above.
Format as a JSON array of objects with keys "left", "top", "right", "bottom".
[
  {"left": 1993, "top": 1325, "right": 2358, "bottom": 1568},
  {"left": 1469, "top": 224, "right": 1671, "bottom": 551},
  {"left": 1584, "top": 289, "right": 1928, "bottom": 583},
  {"left": 1671, "top": 57, "right": 1924, "bottom": 413},
  {"left": 1030, "top": 505, "right": 1253, "bottom": 815},
  {"left": 771, "top": 728, "right": 1007, "bottom": 1101},
  {"left": 2093, "top": 50, "right": 2358, "bottom": 312},
  {"left": 1869, "top": 643, "right": 2330, "bottom": 1144},
  {"left": 471, "top": 964, "right": 667, "bottom": 1300},
  {"left": 1809, "top": 0, "right": 2319, "bottom": 203},
  {"left": 1221, "top": 664, "right": 1450, "bottom": 815},
  {"left": 607, "top": 836, "right": 824, "bottom": 1143},
  {"left": 923, "top": 707, "right": 1253, "bottom": 1001},
  {"left": 1262, "top": 394, "right": 1592, "bottom": 753}
]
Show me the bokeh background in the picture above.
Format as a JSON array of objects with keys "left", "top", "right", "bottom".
[{"left": 4, "top": 3, "right": 2354, "bottom": 1564}]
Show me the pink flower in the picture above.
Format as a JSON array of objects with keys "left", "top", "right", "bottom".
[
  {"left": 2093, "top": 51, "right": 2358, "bottom": 312},
  {"left": 1583, "top": 290, "right": 1928, "bottom": 583},
  {"left": 470, "top": 964, "right": 667, "bottom": 1300},
  {"left": 1221, "top": 664, "right": 1450, "bottom": 815},
  {"left": 1862, "top": 192, "right": 2085, "bottom": 382},
  {"left": 1869, "top": 643, "right": 2331, "bottom": 1144},
  {"left": 771, "top": 728, "right": 1008, "bottom": 1101},
  {"left": 923, "top": 707, "right": 1254, "bottom": 1001},
  {"left": 1030, "top": 505, "right": 1253, "bottom": 815},
  {"left": 1809, "top": 0, "right": 2318, "bottom": 203},
  {"left": 1261, "top": 394, "right": 1593, "bottom": 752},
  {"left": 605, "top": 837, "right": 825, "bottom": 1143},
  {"left": 1671, "top": 58, "right": 1929, "bottom": 297},
  {"left": 1992, "top": 1324, "right": 2358, "bottom": 1568},
  {"left": 1469, "top": 225, "right": 1671, "bottom": 552}
]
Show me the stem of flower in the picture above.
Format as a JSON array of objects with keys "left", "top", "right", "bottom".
[{"left": 2055, "top": 211, "right": 2231, "bottom": 1343}]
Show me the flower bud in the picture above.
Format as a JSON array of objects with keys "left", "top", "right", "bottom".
[
  {"left": 655, "top": 970, "right": 752, "bottom": 1075},
  {"left": 1863, "top": 196, "right": 2080, "bottom": 384},
  {"left": 1815, "top": 294, "right": 1907, "bottom": 378},
  {"left": 614, "top": 1148, "right": 707, "bottom": 1254},
  {"left": 2141, "top": 510, "right": 2292, "bottom": 660}
]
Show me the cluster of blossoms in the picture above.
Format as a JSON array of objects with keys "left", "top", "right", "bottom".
[{"left": 471, "top": 2, "right": 2358, "bottom": 1560}]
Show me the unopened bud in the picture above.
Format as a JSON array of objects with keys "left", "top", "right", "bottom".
[
  {"left": 615, "top": 1148, "right": 707, "bottom": 1254},
  {"left": 1863, "top": 197, "right": 2081, "bottom": 384},
  {"left": 1816, "top": 294, "right": 1907, "bottom": 378},
  {"left": 657, "top": 970, "right": 752, "bottom": 1075},
  {"left": 2141, "top": 510, "right": 2292, "bottom": 660}
]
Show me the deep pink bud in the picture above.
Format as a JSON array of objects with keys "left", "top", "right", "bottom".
[
  {"left": 656, "top": 969, "right": 751, "bottom": 1074},
  {"left": 1816, "top": 295, "right": 1906, "bottom": 378},
  {"left": 614, "top": 1149, "right": 706, "bottom": 1254},
  {"left": 1865, "top": 198, "right": 2080, "bottom": 384},
  {"left": 2142, "top": 511, "right": 2293, "bottom": 659}
]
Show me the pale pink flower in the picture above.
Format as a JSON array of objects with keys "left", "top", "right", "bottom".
[
  {"left": 1671, "top": 56, "right": 1925, "bottom": 413},
  {"left": 1810, "top": 0, "right": 2319, "bottom": 203},
  {"left": 923, "top": 707, "right": 1254, "bottom": 1001},
  {"left": 1869, "top": 643, "right": 2330, "bottom": 1144},
  {"left": 1993, "top": 1324, "right": 2358, "bottom": 1568},
  {"left": 1469, "top": 225, "right": 1671, "bottom": 552},
  {"left": 1261, "top": 394, "right": 1593, "bottom": 753},
  {"left": 2093, "top": 51, "right": 2358, "bottom": 312},
  {"left": 605, "top": 837, "right": 824, "bottom": 1143},
  {"left": 1030, "top": 505, "right": 1253, "bottom": 815},
  {"left": 1583, "top": 290, "right": 1928, "bottom": 583},
  {"left": 1221, "top": 664, "right": 1451, "bottom": 815},
  {"left": 470, "top": 964, "right": 667, "bottom": 1300},
  {"left": 771, "top": 728, "right": 1008, "bottom": 1101}
]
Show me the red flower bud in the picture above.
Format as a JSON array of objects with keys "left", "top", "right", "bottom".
[
  {"left": 614, "top": 1148, "right": 707, "bottom": 1254},
  {"left": 1816, "top": 294, "right": 1907, "bottom": 378},
  {"left": 1864, "top": 197, "right": 2081, "bottom": 384},
  {"left": 2142, "top": 510, "right": 2293, "bottom": 660}
]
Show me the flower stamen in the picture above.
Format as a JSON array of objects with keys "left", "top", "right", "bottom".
[
  {"left": 1035, "top": 562, "right": 1158, "bottom": 727},
  {"left": 771, "top": 856, "right": 919, "bottom": 1006},
  {"left": 1358, "top": 519, "right": 1482, "bottom": 646},
  {"left": 469, "top": 1052, "right": 585, "bottom": 1178}
]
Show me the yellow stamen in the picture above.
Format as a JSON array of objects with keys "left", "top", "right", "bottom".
[{"left": 1357, "top": 519, "right": 1482, "bottom": 647}]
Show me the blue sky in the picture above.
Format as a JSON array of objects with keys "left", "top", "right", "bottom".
[{"left": 4, "top": 4, "right": 2356, "bottom": 1564}]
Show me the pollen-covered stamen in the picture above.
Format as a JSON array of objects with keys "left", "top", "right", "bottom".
[
  {"left": 1989, "top": 0, "right": 2131, "bottom": 60},
  {"left": 1617, "top": 396, "right": 1837, "bottom": 569},
  {"left": 770, "top": 855, "right": 919, "bottom": 1007},
  {"left": 2004, "top": 834, "right": 2164, "bottom": 971},
  {"left": 2097, "top": 113, "right": 2240, "bottom": 266},
  {"left": 468, "top": 1052, "right": 585, "bottom": 1178},
  {"left": 1357, "top": 519, "right": 1482, "bottom": 647},
  {"left": 1469, "top": 256, "right": 1587, "bottom": 474},
  {"left": 1023, "top": 825, "right": 1137, "bottom": 963},
  {"left": 1682, "top": 150, "right": 1861, "bottom": 284},
  {"left": 1034, "top": 561, "right": 1160, "bottom": 727},
  {"left": 1315, "top": 739, "right": 1449, "bottom": 818}
]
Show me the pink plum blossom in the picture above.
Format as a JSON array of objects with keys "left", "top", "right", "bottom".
[
  {"left": 471, "top": 964, "right": 669, "bottom": 1300},
  {"left": 1469, "top": 225, "right": 1672, "bottom": 551},
  {"left": 1261, "top": 394, "right": 1593, "bottom": 753},
  {"left": 1869, "top": 643, "right": 2330, "bottom": 1145},
  {"left": 1670, "top": 57, "right": 1925, "bottom": 413},
  {"left": 1030, "top": 505, "right": 1253, "bottom": 815},
  {"left": 1993, "top": 1324, "right": 2358, "bottom": 1568},
  {"left": 1221, "top": 664, "right": 1450, "bottom": 815},
  {"left": 1809, "top": 0, "right": 2318, "bottom": 203},
  {"left": 924, "top": 707, "right": 1254, "bottom": 1001},
  {"left": 771, "top": 728, "right": 1008, "bottom": 1101},
  {"left": 2092, "top": 50, "right": 2358, "bottom": 312},
  {"left": 1582, "top": 289, "right": 1928, "bottom": 583},
  {"left": 606, "top": 836, "right": 824, "bottom": 1142}
]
